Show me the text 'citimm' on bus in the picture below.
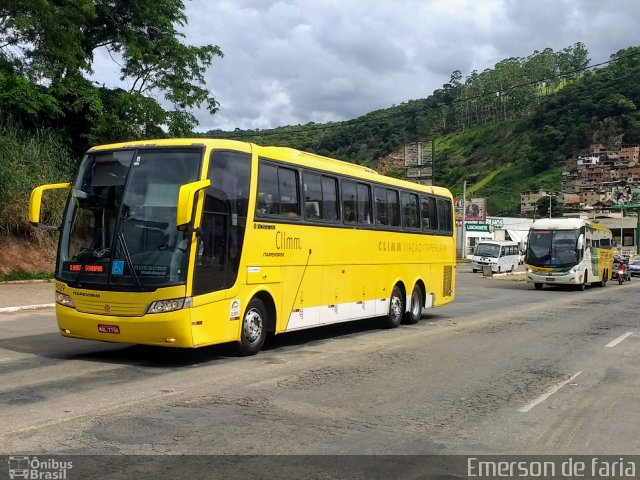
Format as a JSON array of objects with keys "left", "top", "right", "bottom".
[{"left": 30, "top": 139, "right": 456, "bottom": 355}]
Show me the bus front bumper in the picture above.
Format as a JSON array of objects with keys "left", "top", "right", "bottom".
[
  {"left": 526, "top": 270, "right": 583, "bottom": 285},
  {"left": 56, "top": 305, "right": 194, "bottom": 347}
]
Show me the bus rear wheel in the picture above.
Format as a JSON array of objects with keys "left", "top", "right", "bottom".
[
  {"left": 403, "top": 285, "right": 423, "bottom": 324},
  {"left": 383, "top": 285, "right": 404, "bottom": 329},
  {"left": 237, "top": 298, "right": 267, "bottom": 356}
]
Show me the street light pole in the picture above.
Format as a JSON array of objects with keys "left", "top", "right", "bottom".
[
  {"left": 461, "top": 180, "right": 467, "bottom": 259},
  {"left": 549, "top": 194, "right": 552, "bottom": 218},
  {"left": 621, "top": 209, "right": 624, "bottom": 253}
]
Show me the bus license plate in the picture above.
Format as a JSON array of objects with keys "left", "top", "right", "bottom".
[
  {"left": 98, "top": 324, "right": 120, "bottom": 334},
  {"left": 546, "top": 278, "right": 555, "bottom": 282}
]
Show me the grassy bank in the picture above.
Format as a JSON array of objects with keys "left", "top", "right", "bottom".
[{"left": 0, "top": 120, "right": 75, "bottom": 237}]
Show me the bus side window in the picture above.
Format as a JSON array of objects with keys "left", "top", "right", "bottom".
[
  {"left": 322, "top": 176, "right": 338, "bottom": 221},
  {"left": 402, "top": 192, "right": 419, "bottom": 229},
  {"left": 279, "top": 167, "right": 299, "bottom": 217},
  {"left": 257, "top": 162, "right": 299, "bottom": 218},
  {"left": 387, "top": 189, "right": 400, "bottom": 227},
  {"left": 422, "top": 195, "right": 437, "bottom": 231},
  {"left": 436, "top": 198, "right": 452, "bottom": 234},
  {"left": 342, "top": 180, "right": 357, "bottom": 223},
  {"left": 374, "top": 187, "right": 388, "bottom": 225},
  {"left": 257, "top": 164, "right": 278, "bottom": 215},
  {"left": 303, "top": 172, "right": 322, "bottom": 219},
  {"left": 357, "top": 182, "right": 372, "bottom": 224}
]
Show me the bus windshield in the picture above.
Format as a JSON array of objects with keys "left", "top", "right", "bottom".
[
  {"left": 57, "top": 147, "right": 203, "bottom": 289},
  {"left": 474, "top": 243, "right": 500, "bottom": 258},
  {"left": 527, "top": 229, "right": 580, "bottom": 267}
]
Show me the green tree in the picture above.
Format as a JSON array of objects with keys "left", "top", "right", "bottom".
[
  {"left": 1, "top": 0, "right": 222, "bottom": 129},
  {"left": 535, "top": 195, "right": 564, "bottom": 218}
]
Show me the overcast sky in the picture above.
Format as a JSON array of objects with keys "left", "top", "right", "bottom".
[{"left": 93, "top": 0, "right": 640, "bottom": 132}]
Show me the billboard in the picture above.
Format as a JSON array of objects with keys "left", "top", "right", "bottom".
[
  {"left": 455, "top": 197, "right": 487, "bottom": 222},
  {"left": 612, "top": 185, "right": 640, "bottom": 208},
  {"left": 466, "top": 197, "right": 486, "bottom": 221}
]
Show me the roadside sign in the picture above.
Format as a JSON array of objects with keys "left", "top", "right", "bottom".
[{"left": 466, "top": 223, "right": 491, "bottom": 232}]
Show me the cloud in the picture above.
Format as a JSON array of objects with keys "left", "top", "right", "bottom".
[{"left": 90, "top": 0, "right": 640, "bottom": 132}]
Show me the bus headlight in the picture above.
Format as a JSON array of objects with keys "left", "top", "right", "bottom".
[
  {"left": 55, "top": 292, "right": 76, "bottom": 308},
  {"left": 147, "top": 297, "right": 192, "bottom": 314}
]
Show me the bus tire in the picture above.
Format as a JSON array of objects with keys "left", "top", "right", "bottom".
[
  {"left": 595, "top": 270, "right": 607, "bottom": 288},
  {"left": 383, "top": 285, "right": 404, "bottom": 329},
  {"left": 534, "top": 283, "right": 543, "bottom": 290},
  {"left": 577, "top": 271, "right": 587, "bottom": 291},
  {"left": 403, "top": 284, "right": 423, "bottom": 324},
  {"left": 237, "top": 298, "right": 267, "bottom": 356}
]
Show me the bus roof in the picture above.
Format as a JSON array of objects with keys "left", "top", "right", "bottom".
[
  {"left": 88, "top": 138, "right": 452, "bottom": 199},
  {"left": 531, "top": 218, "right": 611, "bottom": 233}
]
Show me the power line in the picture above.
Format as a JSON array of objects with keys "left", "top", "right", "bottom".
[{"left": 206, "top": 49, "right": 640, "bottom": 140}]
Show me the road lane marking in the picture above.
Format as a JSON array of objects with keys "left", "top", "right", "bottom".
[
  {"left": 518, "top": 371, "right": 582, "bottom": 413},
  {"left": 606, "top": 331, "right": 634, "bottom": 348}
]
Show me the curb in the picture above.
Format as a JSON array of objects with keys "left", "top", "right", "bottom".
[
  {"left": 0, "top": 303, "right": 55, "bottom": 314},
  {"left": 0, "top": 279, "right": 54, "bottom": 285},
  {"left": 485, "top": 272, "right": 526, "bottom": 281}
]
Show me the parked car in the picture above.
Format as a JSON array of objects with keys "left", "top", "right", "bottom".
[{"left": 629, "top": 259, "right": 640, "bottom": 277}]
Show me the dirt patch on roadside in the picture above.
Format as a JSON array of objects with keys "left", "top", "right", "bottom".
[{"left": 0, "top": 234, "right": 56, "bottom": 274}]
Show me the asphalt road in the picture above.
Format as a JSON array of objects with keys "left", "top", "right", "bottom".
[{"left": 1, "top": 267, "right": 639, "bottom": 458}]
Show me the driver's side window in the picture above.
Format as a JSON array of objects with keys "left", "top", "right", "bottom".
[{"left": 193, "top": 150, "right": 250, "bottom": 296}]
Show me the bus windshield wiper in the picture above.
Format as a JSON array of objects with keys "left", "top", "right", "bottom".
[{"left": 116, "top": 232, "right": 143, "bottom": 291}]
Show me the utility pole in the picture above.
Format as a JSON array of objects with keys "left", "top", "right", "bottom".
[
  {"left": 461, "top": 180, "right": 467, "bottom": 259},
  {"left": 549, "top": 194, "right": 552, "bottom": 218}
]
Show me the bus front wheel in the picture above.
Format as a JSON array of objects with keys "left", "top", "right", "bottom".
[
  {"left": 577, "top": 271, "right": 587, "bottom": 291},
  {"left": 238, "top": 298, "right": 267, "bottom": 356},
  {"left": 403, "top": 285, "right": 424, "bottom": 324},
  {"left": 383, "top": 285, "right": 404, "bottom": 329},
  {"left": 534, "top": 283, "right": 543, "bottom": 290}
]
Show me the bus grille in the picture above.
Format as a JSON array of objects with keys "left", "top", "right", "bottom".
[
  {"left": 443, "top": 265, "right": 453, "bottom": 297},
  {"left": 74, "top": 298, "right": 145, "bottom": 316}
]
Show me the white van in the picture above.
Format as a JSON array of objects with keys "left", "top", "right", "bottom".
[{"left": 471, "top": 240, "right": 520, "bottom": 273}]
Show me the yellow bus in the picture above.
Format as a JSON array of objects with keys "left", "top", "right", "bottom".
[
  {"left": 30, "top": 139, "right": 456, "bottom": 355},
  {"left": 525, "top": 218, "right": 613, "bottom": 290}
]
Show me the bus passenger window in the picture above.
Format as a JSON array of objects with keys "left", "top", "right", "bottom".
[
  {"left": 387, "top": 189, "right": 400, "bottom": 227},
  {"left": 303, "top": 172, "right": 322, "bottom": 219},
  {"left": 322, "top": 176, "right": 338, "bottom": 220},
  {"left": 257, "top": 162, "right": 299, "bottom": 218},
  {"left": 436, "top": 198, "right": 452, "bottom": 234},
  {"left": 357, "top": 183, "right": 372, "bottom": 224},
  {"left": 402, "top": 192, "right": 419, "bottom": 229},
  {"left": 257, "top": 164, "right": 279, "bottom": 215},
  {"left": 342, "top": 181, "right": 357, "bottom": 223},
  {"left": 375, "top": 187, "right": 388, "bottom": 225},
  {"left": 279, "top": 167, "right": 299, "bottom": 217}
]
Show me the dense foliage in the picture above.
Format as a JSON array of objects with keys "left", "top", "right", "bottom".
[
  {"left": 0, "top": 0, "right": 221, "bottom": 154},
  {"left": 210, "top": 44, "right": 640, "bottom": 216}
]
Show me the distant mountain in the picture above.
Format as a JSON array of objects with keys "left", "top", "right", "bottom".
[{"left": 205, "top": 44, "right": 640, "bottom": 216}]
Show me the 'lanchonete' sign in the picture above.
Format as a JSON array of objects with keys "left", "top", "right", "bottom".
[{"left": 466, "top": 223, "right": 491, "bottom": 232}]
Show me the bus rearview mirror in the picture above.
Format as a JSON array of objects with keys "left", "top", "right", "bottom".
[
  {"left": 577, "top": 234, "right": 584, "bottom": 252},
  {"left": 29, "top": 182, "right": 71, "bottom": 229},
  {"left": 176, "top": 179, "right": 211, "bottom": 228}
]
